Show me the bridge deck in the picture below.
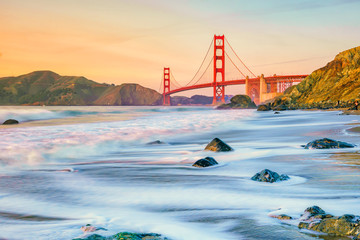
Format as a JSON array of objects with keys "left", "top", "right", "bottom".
[{"left": 165, "top": 75, "right": 308, "bottom": 95}]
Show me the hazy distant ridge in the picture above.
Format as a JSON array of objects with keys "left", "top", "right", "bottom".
[{"left": 0, "top": 71, "right": 162, "bottom": 106}]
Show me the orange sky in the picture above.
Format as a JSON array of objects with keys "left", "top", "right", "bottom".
[{"left": 1, "top": 0, "right": 360, "bottom": 96}]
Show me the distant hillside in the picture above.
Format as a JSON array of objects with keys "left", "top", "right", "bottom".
[
  {"left": 271, "top": 46, "right": 360, "bottom": 109},
  {"left": 170, "top": 95, "right": 213, "bottom": 105},
  {"left": 0, "top": 71, "right": 162, "bottom": 106},
  {"left": 170, "top": 95, "right": 234, "bottom": 105}
]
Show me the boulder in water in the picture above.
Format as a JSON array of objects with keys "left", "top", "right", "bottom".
[
  {"left": 257, "top": 104, "right": 270, "bottom": 111},
  {"left": 2, "top": 119, "right": 19, "bottom": 125},
  {"left": 217, "top": 95, "right": 256, "bottom": 109},
  {"left": 73, "top": 232, "right": 168, "bottom": 240},
  {"left": 204, "top": 138, "right": 233, "bottom": 152},
  {"left": 299, "top": 206, "right": 327, "bottom": 221},
  {"left": 192, "top": 157, "right": 218, "bottom": 168},
  {"left": 298, "top": 206, "right": 360, "bottom": 239},
  {"left": 147, "top": 140, "right": 165, "bottom": 145},
  {"left": 251, "top": 169, "right": 290, "bottom": 183},
  {"left": 304, "top": 138, "right": 355, "bottom": 149}
]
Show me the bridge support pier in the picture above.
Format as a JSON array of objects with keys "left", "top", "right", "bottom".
[
  {"left": 259, "top": 74, "right": 266, "bottom": 103},
  {"left": 245, "top": 76, "right": 249, "bottom": 96},
  {"left": 163, "top": 67, "right": 171, "bottom": 105},
  {"left": 212, "top": 35, "right": 225, "bottom": 105}
]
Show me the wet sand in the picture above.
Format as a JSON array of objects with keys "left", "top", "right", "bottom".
[
  {"left": 342, "top": 109, "right": 360, "bottom": 115},
  {"left": 346, "top": 121, "right": 360, "bottom": 133},
  {"left": 330, "top": 151, "right": 360, "bottom": 166},
  {"left": 0, "top": 113, "right": 138, "bottom": 129},
  {"left": 0, "top": 211, "right": 71, "bottom": 221}
]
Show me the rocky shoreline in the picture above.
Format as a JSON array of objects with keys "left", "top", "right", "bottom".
[
  {"left": 272, "top": 206, "right": 360, "bottom": 240},
  {"left": 257, "top": 98, "right": 360, "bottom": 112},
  {"left": 258, "top": 46, "right": 360, "bottom": 112}
]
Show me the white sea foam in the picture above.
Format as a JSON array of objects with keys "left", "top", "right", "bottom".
[
  {"left": 1, "top": 107, "right": 360, "bottom": 239},
  {"left": 0, "top": 107, "right": 59, "bottom": 122}
]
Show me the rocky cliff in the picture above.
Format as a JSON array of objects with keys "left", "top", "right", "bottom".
[
  {"left": 0, "top": 71, "right": 162, "bottom": 106},
  {"left": 271, "top": 46, "right": 360, "bottom": 109}
]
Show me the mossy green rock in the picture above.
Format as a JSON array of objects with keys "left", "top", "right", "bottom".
[
  {"left": 251, "top": 169, "right": 289, "bottom": 183},
  {"left": 146, "top": 140, "right": 165, "bottom": 145},
  {"left": 204, "top": 138, "right": 233, "bottom": 152},
  {"left": 192, "top": 157, "right": 218, "bottom": 168},
  {"left": 272, "top": 46, "right": 360, "bottom": 109},
  {"left": 2, "top": 119, "right": 19, "bottom": 125},
  {"left": 257, "top": 104, "right": 270, "bottom": 111},
  {"left": 298, "top": 206, "right": 360, "bottom": 239},
  {"left": 304, "top": 138, "right": 355, "bottom": 149},
  {"left": 217, "top": 95, "right": 256, "bottom": 109},
  {"left": 73, "top": 232, "right": 168, "bottom": 240}
]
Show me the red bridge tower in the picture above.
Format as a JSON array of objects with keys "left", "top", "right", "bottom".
[
  {"left": 163, "top": 67, "right": 170, "bottom": 105},
  {"left": 213, "top": 35, "right": 225, "bottom": 104}
]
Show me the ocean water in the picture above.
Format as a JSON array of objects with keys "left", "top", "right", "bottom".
[{"left": 0, "top": 106, "right": 360, "bottom": 240}]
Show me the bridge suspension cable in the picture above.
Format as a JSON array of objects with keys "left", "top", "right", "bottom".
[
  {"left": 184, "top": 38, "right": 214, "bottom": 87},
  {"left": 191, "top": 58, "right": 213, "bottom": 86},
  {"left": 170, "top": 72, "right": 183, "bottom": 90},
  {"left": 158, "top": 76, "right": 163, "bottom": 93},
  {"left": 225, "top": 52, "right": 246, "bottom": 78},
  {"left": 225, "top": 37, "right": 256, "bottom": 77}
]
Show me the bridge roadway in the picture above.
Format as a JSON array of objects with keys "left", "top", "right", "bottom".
[{"left": 166, "top": 74, "right": 309, "bottom": 95}]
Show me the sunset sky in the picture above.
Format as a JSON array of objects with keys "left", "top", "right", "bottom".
[{"left": 1, "top": 0, "right": 360, "bottom": 96}]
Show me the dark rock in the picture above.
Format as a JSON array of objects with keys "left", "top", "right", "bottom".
[
  {"left": 204, "top": 138, "right": 233, "bottom": 152},
  {"left": 251, "top": 169, "right": 290, "bottom": 183},
  {"left": 270, "top": 96, "right": 292, "bottom": 111},
  {"left": 274, "top": 111, "right": 280, "bottom": 114},
  {"left": 230, "top": 95, "right": 255, "bottom": 106},
  {"left": 192, "top": 157, "right": 218, "bottom": 168},
  {"left": 304, "top": 138, "right": 355, "bottom": 149},
  {"left": 257, "top": 104, "right": 270, "bottom": 111},
  {"left": 279, "top": 174, "right": 290, "bottom": 181},
  {"left": 147, "top": 140, "right": 165, "bottom": 145},
  {"left": 3, "top": 119, "right": 19, "bottom": 125},
  {"left": 270, "top": 214, "right": 293, "bottom": 220},
  {"left": 113, "top": 232, "right": 166, "bottom": 240},
  {"left": 73, "top": 232, "right": 168, "bottom": 240},
  {"left": 217, "top": 95, "right": 256, "bottom": 109},
  {"left": 298, "top": 206, "right": 360, "bottom": 239},
  {"left": 216, "top": 104, "right": 232, "bottom": 109},
  {"left": 299, "top": 206, "right": 326, "bottom": 221}
]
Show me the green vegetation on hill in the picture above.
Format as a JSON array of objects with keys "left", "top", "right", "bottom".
[
  {"left": 0, "top": 71, "right": 162, "bottom": 106},
  {"left": 271, "top": 46, "right": 360, "bottom": 109}
]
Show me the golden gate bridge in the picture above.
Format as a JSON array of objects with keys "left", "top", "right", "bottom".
[{"left": 160, "top": 35, "right": 308, "bottom": 105}]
